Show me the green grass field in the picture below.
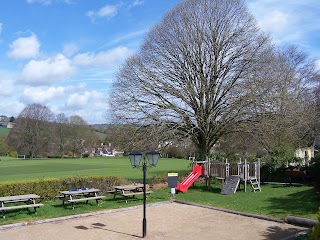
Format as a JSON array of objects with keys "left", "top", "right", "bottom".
[
  {"left": 175, "top": 182, "right": 319, "bottom": 220},
  {"left": 0, "top": 156, "right": 191, "bottom": 182},
  {"left": 0, "top": 155, "right": 318, "bottom": 239},
  {"left": 0, "top": 127, "right": 10, "bottom": 137}
]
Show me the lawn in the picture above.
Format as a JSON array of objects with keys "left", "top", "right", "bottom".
[
  {"left": 0, "top": 127, "right": 10, "bottom": 137},
  {"left": 0, "top": 180, "right": 318, "bottom": 228},
  {"left": 174, "top": 181, "right": 320, "bottom": 220},
  {"left": 0, "top": 156, "right": 318, "bottom": 240},
  {"left": 0, "top": 156, "right": 191, "bottom": 182}
]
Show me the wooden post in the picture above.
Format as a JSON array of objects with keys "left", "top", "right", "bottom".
[
  {"left": 225, "top": 158, "right": 229, "bottom": 178},
  {"left": 207, "top": 158, "right": 211, "bottom": 189},
  {"left": 244, "top": 159, "right": 247, "bottom": 192},
  {"left": 258, "top": 158, "right": 261, "bottom": 186}
]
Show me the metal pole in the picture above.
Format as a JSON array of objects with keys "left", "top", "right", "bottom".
[{"left": 142, "top": 161, "right": 147, "bottom": 238}]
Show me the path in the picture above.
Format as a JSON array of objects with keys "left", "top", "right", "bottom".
[{"left": 0, "top": 202, "right": 308, "bottom": 240}]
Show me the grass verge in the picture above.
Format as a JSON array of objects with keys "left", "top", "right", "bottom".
[{"left": 1, "top": 180, "right": 319, "bottom": 227}]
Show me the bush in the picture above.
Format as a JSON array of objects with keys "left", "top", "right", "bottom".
[
  {"left": 310, "top": 209, "right": 320, "bottom": 240},
  {"left": 7, "top": 150, "right": 17, "bottom": 158},
  {"left": 0, "top": 176, "right": 128, "bottom": 200},
  {"left": 309, "top": 154, "right": 320, "bottom": 182},
  {"left": 150, "top": 174, "right": 168, "bottom": 185},
  {"left": 48, "top": 155, "right": 61, "bottom": 158},
  {"left": 162, "top": 146, "right": 187, "bottom": 159},
  {"left": 260, "top": 163, "right": 288, "bottom": 182}
]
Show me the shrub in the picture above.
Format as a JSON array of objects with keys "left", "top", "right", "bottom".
[
  {"left": 0, "top": 176, "right": 128, "bottom": 200},
  {"left": 7, "top": 150, "right": 17, "bottom": 158},
  {"left": 310, "top": 209, "right": 320, "bottom": 240},
  {"left": 162, "top": 146, "right": 187, "bottom": 159},
  {"left": 150, "top": 174, "right": 167, "bottom": 185},
  {"left": 260, "top": 163, "right": 288, "bottom": 182}
]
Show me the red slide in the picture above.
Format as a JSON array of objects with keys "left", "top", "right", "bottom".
[{"left": 176, "top": 164, "right": 202, "bottom": 193}]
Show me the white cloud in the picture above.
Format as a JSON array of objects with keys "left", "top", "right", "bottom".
[
  {"left": 112, "top": 29, "right": 147, "bottom": 45},
  {"left": 65, "top": 90, "right": 108, "bottom": 123},
  {"left": 258, "top": 10, "right": 289, "bottom": 33},
  {"left": 19, "top": 54, "right": 75, "bottom": 86},
  {"left": 21, "top": 86, "right": 65, "bottom": 103},
  {"left": 132, "top": 0, "right": 144, "bottom": 7},
  {"left": 0, "top": 70, "right": 18, "bottom": 97},
  {"left": 63, "top": 43, "right": 79, "bottom": 57},
  {"left": 0, "top": 80, "right": 15, "bottom": 97},
  {"left": 66, "top": 90, "right": 104, "bottom": 110},
  {"left": 0, "top": 101, "right": 25, "bottom": 118},
  {"left": 73, "top": 47, "right": 131, "bottom": 67},
  {"left": 26, "top": 0, "right": 72, "bottom": 5},
  {"left": 7, "top": 34, "right": 40, "bottom": 59},
  {"left": 87, "top": 4, "right": 118, "bottom": 22},
  {"left": 27, "top": 0, "right": 52, "bottom": 5},
  {"left": 315, "top": 60, "right": 320, "bottom": 72},
  {"left": 130, "top": 0, "right": 144, "bottom": 8}
]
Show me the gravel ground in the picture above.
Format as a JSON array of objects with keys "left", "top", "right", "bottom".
[{"left": 0, "top": 201, "right": 308, "bottom": 240}]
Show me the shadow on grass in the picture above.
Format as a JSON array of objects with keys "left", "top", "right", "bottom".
[
  {"left": 263, "top": 186, "right": 319, "bottom": 217},
  {"left": 183, "top": 184, "right": 222, "bottom": 194},
  {"left": 261, "top": 225, "right": 307, "bottom": 240}
]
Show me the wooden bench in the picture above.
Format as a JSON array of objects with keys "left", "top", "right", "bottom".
[
  {"left": 0, "top": 203, "right": 44, "bottom": 218},
  {"left": 67, "top": 196, "right": 105, "bottom": 209},
  {"left": 121, "top": 191, "right": 153, "bottom": 203},
  {"left": 55, "top": 195, "right": 65, "bottom": 199}
]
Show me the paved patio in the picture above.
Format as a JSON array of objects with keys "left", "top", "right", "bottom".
[{"left": 0, "top": 201, "right": 308, "bottom": 240}]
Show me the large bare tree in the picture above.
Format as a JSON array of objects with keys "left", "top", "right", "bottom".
[
  {"left": 69, "top": 115, "right": 97, "bottom": 157},
  {"left": 110, "top": 0, "right": 271, "bottom": 160},
  {"left": 54, "top": 113, "right": 70, "bottom": 158},
  {"left": 7, "top": 103, "right": 55, "bottom": 159},
  {"left": 243, "top": 46, "right": 319, "bottom": 162}
]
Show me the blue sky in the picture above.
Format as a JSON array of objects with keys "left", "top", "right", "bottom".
[{"left": 0, "top": 0, "right": 319, "bottom": 124}]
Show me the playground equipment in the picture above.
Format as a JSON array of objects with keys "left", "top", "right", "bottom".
[
  {"left": 175, "top": 164, "right": 202, "bottom": 193},
  {"left": 210, "top": 159, "right": 261, "bottom": 192},
  {"left": 179, "top": 158, "right": 261, "bottom": 193}
]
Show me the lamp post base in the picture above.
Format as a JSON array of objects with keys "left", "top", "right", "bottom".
[{"left": 142, "top": 163, "right": 147, "bottom": 238}]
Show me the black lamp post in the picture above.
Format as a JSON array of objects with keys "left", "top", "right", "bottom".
[{"left": 128, "top": 151, "right": 160, "bottom": 238}]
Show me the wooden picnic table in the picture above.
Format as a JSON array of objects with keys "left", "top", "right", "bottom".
[
  {"left": 0, "top": 194, "right": 43, "bottom": 218},
  {"left": 111, "top": 184, "right": 152, "bottom": 202},
  {"left": 56, "top": 188, "right": 105, "bottom": 209}
]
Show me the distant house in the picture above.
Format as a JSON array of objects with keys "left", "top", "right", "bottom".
[
  {"left": 0, "top": 115, "right": 9, "bottom": 122},
  {"left": 0, "top": 122, "right": 14, "bottom": 128},
  {"left": 295, "top": 146, "right": 315, "bottom": 165}
]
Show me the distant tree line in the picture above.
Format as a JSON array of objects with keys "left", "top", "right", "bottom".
[{"left": 5, "top": 103, "right": 99, "bottom": 159}]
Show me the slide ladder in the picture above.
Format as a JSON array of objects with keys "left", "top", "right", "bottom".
[
  {"left": 175, "top": 165, "right": 202, "bottom": 193},
  {"left": 249, "top": 178, "right": 261, "bottom": 192}
]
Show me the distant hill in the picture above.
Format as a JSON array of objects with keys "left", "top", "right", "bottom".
[{"left": 90, "top": 124, "right": 110, "bottom": 130}]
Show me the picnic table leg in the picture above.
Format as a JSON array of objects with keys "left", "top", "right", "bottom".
[
  {"left": 69, "top": 196, "right": 75, "bottom": 209},
  {"left": 34, "top": 207, "right": 38, "bottom": 215},
  {"left": 0, "top": 202, "right": 4, "bottom": 218}
]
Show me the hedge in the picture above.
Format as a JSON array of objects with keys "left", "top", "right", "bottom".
[{"left": 0, "top": 176, "right": 128, "bottom": 200}]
